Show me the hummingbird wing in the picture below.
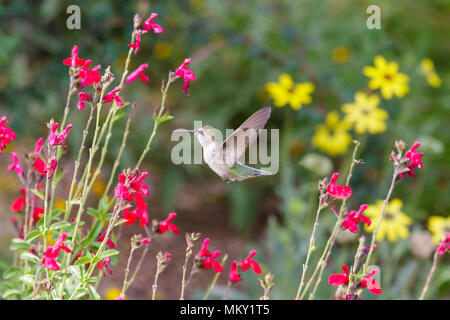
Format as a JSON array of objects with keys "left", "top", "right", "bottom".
[
  {"left": 228, "top": 162, "right": 273, "bottom": 182},
  {"left": 222, "top": 107, "right": 271, "bottom": 165}
]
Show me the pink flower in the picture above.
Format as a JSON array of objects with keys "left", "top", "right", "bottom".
[
  {"left": 0, "top": 116, "right": 16, "bottom": 155},
  {"left": 158, "top": 212, "right": 179, "bottom": 234},
  {"left": 77, "top": 92, "right": 91, "bottom": 110},
  {"left": 140, "top": 237, "right": 150, "bottom": 245},
  {"left": 78, "top": 60, "right": 101, "bottom": 87},
  {"left": 437, "top": 233, "right": 450, "bottom": 255},
  {"left": 142, "top": 13, "right": 164, "bottom": 34},
  {"left": 103, "top": 86, "right": 124, "bottom": 106},
  {"left": 114, "top": 173, "right": 129, "bottom": 199},
  {"left": 63, "top": 45, "right": 85, "bottom": 68},
  {"left": 327, "top": 173, "right": 352, "bottom": 199},
  {"left": 229, "top": 250, "right": 262, "bottom": 283},
  {"left": 11, "top": 189, "right": 27, "bottom": 212},
  {"left": 48, "top": 123, "right": 73, "bottom": 146},
  {"left": 97, "top": 230, "right": 116, "bottom": 249},
  {"left": 175, "top": 58, "right": 196, "bottom": 95},
  {"left": 32, "top": 207, "right": 44, "bottom": 223},
  {"left": 398, "top": 141, "right": 424, "bottom": 179},
  {"left": 97, "top": 257, "right": 113, "bottom": 276},
  {"left": 197, "top": 238, "right": 223, "bottom": 273},
  {"left": 33, "top": 157, "right": 57, "bottom": 177},
  {"left": 33, "top": 138, "right": 44, "bottom": 157},
  {"left": 7, "top": 152, "right": 23, "bottom": 177},
  {"left": 328, "top": 264, "right": 349, "bottom": 286},
  {"left": 361, "top": 269, "right": 382, "bottom": 295},
  {"left": 342, "top": 204, "right": 371, "bottom": 233},
  {"left": 42, "top": 233, "right": 72, "bottom": 270},
  {"left": 125, "top": 64, "right": 149, "bottom": 83},
  {"left": 128, "top": 30, "right": 142, "bottom": 54}
]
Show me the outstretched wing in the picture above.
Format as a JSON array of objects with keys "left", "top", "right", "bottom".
[
  {"left": 227, "top": 162, "right": 273, "bottom": 182},
  {"left": 222, "top": 107, "right": 271, "bottom": 165}
]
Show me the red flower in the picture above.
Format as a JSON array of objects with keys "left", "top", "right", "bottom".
[
  {"left": 197, "top": 238, "right": 223, "bottom": 273},
  {"left": 97, "top": 230, "right": 116, "bottom": 249},
  {"left": 42, "top": 233, "right": 72, "bottom": 270},
  {"left": 125, "top": 64, "right": 149, "bottom": 83},
  {"left": 0, "top": 116, "right": 16, "bottom": 155},
  {"left": 229, "top": 250, "right": 262, "bottom": 283},
  {"left": 97, "top": 257, "right": 113, "bottom": 276},
  {"left": 327, "top": 173, "right": 352, "bottom": 199},
  {"left": 63, "top": 45, "right": 85, "bottom": 67},
  {"left": 328, "top": 264, "right": 349, "bottom": 286},
  {"left": 103, "top": 86, "right": 124, "bottom": 106},
  {"left": 128, "top": 30, "right": 142, "bottom": 55},
  {"left": 78, "top": 60, "right": 101, "bottom": 87},
  {"left": 33, "top": 137, "right": 44, "bottom": 157},
  {"left": 7, "top": 152, "right": 23, "bottom": 177},
  {"left": 142, "top": 13, "right": 164, "bottom": 34},
  {"left": 437, "top": 233, "right": 450, "bottom": 255},
  {"left": 77, "top": 92, "right": 91, "bottom": 110},
  {"left": 32, "top": 207, "right": 44, "bottom": 222},
  {"left": 33, "top": 157, "right": 57, "bottom": 177},
  {"left": 114, "top": 173, "right": 130, "bottom": 199},
  {"left": 11, "top": 188, "right": 27, "bottom": 212},
  {"left": 342, "top": 204, "right": 371, "bottom": 233},
  {"left": 399, "top": 141, "right": 424, "bottom": 179},
  {"left": 361, "top": 269, "right": 382, "bottom": 295},
  {"left": 175, "top": 58, "right": 196, "bottom": 95},
  {"left": 48, "top": 122, "right": 73, "bottom": 146},
  {"left": 158, "top": 212, "right": 179, "bottom": 234},
  {"left": 140, "top": 237, "right": 150, "bottom": 245}
]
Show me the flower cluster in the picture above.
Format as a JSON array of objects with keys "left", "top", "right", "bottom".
[
  {"left": 265, "top": 74, "right": 315, "bottom": 110},
  {"left": 195, "top": 238, "right": 223, "bottom": 273},
  {"left": 0, "top": 116, "right": 16, "bottom": 155},
  {"left": 342, "top": 204, "right": 371, "bottom": 233},
  {"left": 328, "top": 264, "right": 382, "bottom": 296},
  {"left": 63, "top": 45, "right": 101, "bottom": 87},
  {"left": 42, "top": 233, "right": 72, "bottom": 270}
]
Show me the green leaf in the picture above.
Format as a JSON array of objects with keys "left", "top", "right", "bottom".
[
  {"left": 3, "top": 267, "right": 21, "bottom": 280},
  {"left": 82, "top": 220, "right": 103, "bottom": 247},
  {"left": 55, "top": 170, "right": 65, "bottom": 183},
  {"left": 50, "top": 209, "right": 65, "bottom": 220},
  {"left": 97, "top": 249, "right": 119, "bottom": 260},
  {"left": 2, "top": 289, "right": 21, "bottom": 299},
  {"left": 49, "top": 221, "right": 71, "bottom": 231},
  {"left": 25, "top": 230, "right": 42, "bottom": 242},
  {"left": 20, "top": 274, "right": 35, "bottom": 287},
  {"left": 9, "top": 239, "right": 32, "bottom": 251},
  {"left": 159, "top": 111, "right": 174, "bottom": 123},
  {"left": 87, "top": 285, "right": 101, "bottom": 300},
  {"left": 74, "top": 256, "right": 91, "bottom": 266},
  {"left": 20, "top": 252, "right": 40, "bottom": 264},
  {"left": 31, "top": 188, "right": 44, "bottom": 200},
  {"left": 87, "top": 207, "right": 99, "bottom": 218}
]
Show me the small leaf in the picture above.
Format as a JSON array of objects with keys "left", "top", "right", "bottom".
[
  {"left": 9, "top": 239, "right": 31, "bottom": 251},
  {"left": 87, "top": 285, "right": 101, "bottom": 300},
  {"left": 55, "top": 170, "right": 65, "bottom": 183},
  {"left": 25, "top": 230, "right": 42, "bottom": 242},
  {"left": 49, "top": 221, "right": 71, "bottom": 231},
  {"left": 3, "top": 267, "right": 21, "bottom": 280},
  {"left": 31, "top": 188, "right": 45, "bottom": 200},
  {"left": 97, "top": 249, "right": 119, "bottom": 260},
  {"left": 20, "top": 252, "right": 40, "bottom": 264},
  {"left": 87, "top": 208, "right": 99, "bottom": 218},
  {"left": 74, "top": 256, "right": 91, "bottom": 266}
]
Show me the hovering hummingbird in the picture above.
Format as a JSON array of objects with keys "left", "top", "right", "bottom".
[{"left": 175, "top": 107, "right": 274, "bottom": 183}]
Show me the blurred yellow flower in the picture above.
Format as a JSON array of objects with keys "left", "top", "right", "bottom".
[
  {"left": 342, "top": 92, "right": 388, "bottom": 134},
  {"left": 311, "top": 111, "right": 352, "bottom": 157},
  {"left": 420, "top": 58, "right": 441, "bottom": 88},
  {"left": 332, "top": 47, "right": 350, "bottom": 64},
  {"left": 153, "top": 42, "right": 173, "bottom": 59},
  {"left": 365, "top": 199, "right": 413, "bottom": 242},
  {"left": 428, "top": 216, "right": 450, "bottom": 245},
  {"left": 54, "top": 198, "right": 66, "bottom": 210},
  {"left": 265, "top": 74, "right": 315, "bottom": 110},
  {"left": 105, "top": 287, "right": 123, "bottom": 300},
  {"left": 363, "top": 55, "right": 410, "bottom": 99},
  {"left": 92, "top": 178, "right": 106, "bottom": 197},
  {"left": 190, "top": 0, "right": 204, "bottom": 11},
  {"left": 43, "top": 232, "right": 55, "bottom": 245}
]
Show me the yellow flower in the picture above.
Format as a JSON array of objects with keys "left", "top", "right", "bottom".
[
  {"left": 54, "top": 198, "right": 66, "bottom": 210},
  {"left": 265, "top": 74, "right": 315, "bottom": 110},
  {"left": 332, "top": 47, "right": 350, "bottom": 64},
  {"left": 92, "top": 178, "right": 106, "bottom": 198},
  {"left": 105, "top": 287, "right": 123, "bottom": 300},
  {"left": 420, "top": 58, "right": 441, "bottom": 88},
  {"left": 365, "top": 199, "right": 413, "bottom": 242},
  {"left": 363, "top": 55, "right": 410, "bottom": 99},
  {"left": 311, "top": 111, "right": 352, "bottom": 156},
  {"left": 342, "top": 92, "right": 388, "bottom": 134},
  {"left": 428, "top": 216, "right": 450, "bottom": 245}
]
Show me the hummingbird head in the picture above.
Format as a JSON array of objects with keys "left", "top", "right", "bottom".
[{"left": 194, "top": 125, "right": 221, "bottom": 148}]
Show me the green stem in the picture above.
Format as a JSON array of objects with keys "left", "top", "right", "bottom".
[
  {"left": 203, "top": 254, "right": 228, "bottom": 300},
  {"left": 419, "top": 245, "right": 440, "bottom": 300}
]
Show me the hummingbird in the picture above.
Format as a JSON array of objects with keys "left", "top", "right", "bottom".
[{"left": 175, "top": 107, "right": 274, "bottom": 183}]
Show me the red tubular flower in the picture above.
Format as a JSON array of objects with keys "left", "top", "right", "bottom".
[
  {"left": 399, "top": 141, "right": 424, "bottom": 179},
  {"left": 128, "top": 30, "right": 142, "bottom": 54},
  {"left": 7, "top": 152, "right": 23, "bottom": 177},
  {"left": 33, "top": 137, "right": 44, "bottom": 157},
  {"left": 125, "top": 64, "right": 149, "bottom": 83},
  {"left": 0, "top": 116, "right": 16, "bottom": 155},
  {"left": 327, "top": 173, "right": 352, "bottom": 199},
  {"left": 229, "top": 260, "right": 241, "bottom": 282},
  {"left": 78, "top": 60, "right": 101, "bottom": 87},
  {"left": 97, "top": 230, "right": 116, "bottom": 249},
  {"left": 11, "top": 188, "right": 27, "bottom": 212},
  {"left": 361, "top": 269, "right": 382, "bottom": 295},
  {"left": 142, "top": 13, "right": 164, "bottom": 34},
  {"left": 328, "top": 264, "right": 349, "bottom": 286},
  {"left": 42, "top": 233, "right": 72, "bottom": 270},
  {"left": 97, "top": 257, "right": 113, "bottom": 275},
  {"left": 342, "top": 204, "right": 371, "bottom": 233},
  {"left": 437, "top": 233, "right": 450, "bottom": 255},
  {"left": 197, "top": 238, "right": 223, "bottom": 273},
  {"left": 48, "top": 122, "right": 73, "bottom": 146},
  {"left": 114, "top": 173, "right": 130, "bottom": 199},
  {"left": 175, "top": 58, "right": 196, "bottom": 95},
  {"left": 158, "top": 212, "right": 179, "bottom": 234},
  {"left": 63, "top": 45, "right": 85, "bottom": 67},
  {"left": 32, "top": 207, "right": 44, "bottom": 223},
  {"left": 103, "top": 86, "right": 124, "bottom": 106},
  {"left": 77, "top": 92, "right": 91, "bottom": 110},
  {"left": 140, "top": 237, "right": 150, "bottom": 245},
  {"left": 240, "top": 250, "right": 262, "bottom": 274},
  {"left": 33, "top": 157, "right": 47, "bottom": 176}
]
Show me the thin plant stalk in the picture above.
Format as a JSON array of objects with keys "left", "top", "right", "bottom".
[
  {"left": 419, "top": 242, "right": 442, "bottom": 300},
  {"left": 203, "top": 254, "right": 228, "bottom": 300}
]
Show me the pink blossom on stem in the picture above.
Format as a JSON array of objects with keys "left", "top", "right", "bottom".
[
  {"left": 342, "top": 204, "right": 371, "bottom": 233},
  {"left": 158, "top": 212, "right": 179, "bottom": 234},
  {"left": 48, "top": 123, "right": 73, "bottom": 146},
  {"left": 327, "top": 173, "right": 352, "bottom": 199},
  {"left": 7, "top": 152, "right": 23, "bottom": 177},
  {"left": 103, "top": 86, "right": 124, "bottom": 106},
  {"left": 125, "top": 64, "right": 149, "bottom": 83},
  {"left": 77, "top": 92, "right": 91, "bottom": 110},
  {"left": 42, "top": 233, "right": 72, "bottom": 270},
  {"left": 63, "top": 45, "right": 85, "bottom": 67},
  {"left": 328, "top": 264, "right": 349, "bottom": 286},
  {"left": 437, "top": 233, "right": 450, "bottom": 255},
  {"left": 175, "top": 58, "right": 196, "bottom": 95},
  {"left": 128, "top": 30, "right": 142, "bottom": 55},
  {"left": 142, "top": 13, "right": 164, "bottom": 34},
  {"left": 33, "top": 138, "right": 44, "bottom": 157},
  {"left": 0, "top": 116, "right": 16, "bottom": 155}
]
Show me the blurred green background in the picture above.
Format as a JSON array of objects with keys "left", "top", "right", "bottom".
[{"left": 0, "top": 0, "right": 449, "bottom": 299}]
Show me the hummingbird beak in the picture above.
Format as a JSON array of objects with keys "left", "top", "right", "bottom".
[{"left": 173, "top": 129, "right": 195, "bottom": 134}]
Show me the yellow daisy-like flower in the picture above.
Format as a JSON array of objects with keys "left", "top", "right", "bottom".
[
  {"left": 332, "top": 47, "right": 350, "bottom": 64},
  {"left": 311, "top": 111, "right": 352, "bottom": 157},
  {"left": 265, "top": 74, "right": 315, "bottom": 110},
  {"left": 363, "top": 55, "right": 410, "bottom": 100},
  {"left": 342, "top": 91, "right": 388, "bottom": 134},
  {"left": 365, "top": 199, "right": 413, "bottom": 242},
  {"left": 428, "top": 216, "right": 450, "bottom": 245},
  {"left": 105, "top": 287, "right": 123, "bottom": 300},
  {"left": 420, "top": 58, "right": 441, "bottom": 88}
]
